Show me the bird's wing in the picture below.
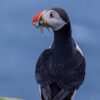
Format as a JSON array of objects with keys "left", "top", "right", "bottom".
[
  {"left": 35, "top": 49, "right": 51, "bottom": 86},
  {"left": 70, "top": 40, "right": 86, "bottom": 89},
  {"left": 66, "top": 56, "right": 86, "bottom": 89},
  {"left": 50, "top": 54, "right": 85, "bottom": 100},
  {"left": 59, "top": 50, "right": 86, "bottom": 90},
  {"left": 35, "top": 49, "right": 54, "bottom": 100}
]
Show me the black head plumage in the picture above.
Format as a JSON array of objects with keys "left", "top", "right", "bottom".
[
  {"left": 50, "top": 7, "right": 69, "bottom": 23},
  {"left": 50, "top": 8, "right": 72, "bottom": 35}
]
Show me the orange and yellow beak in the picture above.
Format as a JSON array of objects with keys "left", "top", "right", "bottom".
[{"left": 32, "top": 10, "right": 47, "bottom": 24}]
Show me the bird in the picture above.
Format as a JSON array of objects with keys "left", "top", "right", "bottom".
[{"left": 32, "top": 7, "right": 86, "bottom": 100}]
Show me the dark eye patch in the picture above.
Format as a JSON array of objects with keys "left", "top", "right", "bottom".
[{"left": 50, "top": 12, "right": 54, "bottom": 18}]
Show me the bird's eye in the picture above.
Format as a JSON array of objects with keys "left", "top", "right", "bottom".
[{"left": 50, "top": 12, "right": 54, "bottom": 18}]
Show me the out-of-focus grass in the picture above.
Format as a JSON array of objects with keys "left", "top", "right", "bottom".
[{"left": 0, "top": 97, "right": 23, "bottom": 100}]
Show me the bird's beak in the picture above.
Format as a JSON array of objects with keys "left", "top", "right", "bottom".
[
  {"left": 32, "top": 10, "right": 50, "bottom": 33},
  {"left": 32, "top": 10, "right": 47, "bottom": 24}
]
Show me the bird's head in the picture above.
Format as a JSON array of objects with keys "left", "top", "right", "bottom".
[{"left": 32, "top": 8, "right": 70, "bottom": 32}]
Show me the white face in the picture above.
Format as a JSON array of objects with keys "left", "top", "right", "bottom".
[{"left": 42, "top": 10, "right": 67, "bottom": 31}]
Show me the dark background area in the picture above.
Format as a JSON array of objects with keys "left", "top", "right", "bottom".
[{"left": 0, "top": 0, "right": 100, "bottom": 100}]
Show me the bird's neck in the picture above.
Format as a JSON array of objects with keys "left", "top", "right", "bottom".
[{"left": 52, "top": 23, "right": 72, "bottom": 48}]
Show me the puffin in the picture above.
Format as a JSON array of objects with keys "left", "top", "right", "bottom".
[{"left": 32, "top": 8, "right": 86, "bottom": 100}]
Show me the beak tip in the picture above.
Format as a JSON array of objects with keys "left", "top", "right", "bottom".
[
  {"left": 32, "top": 20, "right": 34, "bottom": 24},
  {"left": 32, "top": 18, "right": 37, "bottom": 24},
  {"left": 32, "top": 11, "right": 46, "bottom": 24}
]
